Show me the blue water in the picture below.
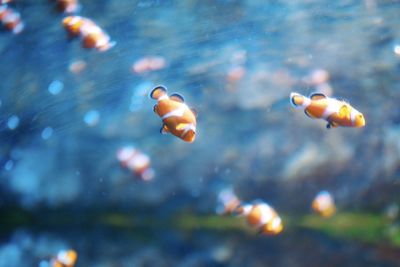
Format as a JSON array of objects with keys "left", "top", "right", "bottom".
[{"left": 1, "top": 0, "right": 400, "bottom": 266}]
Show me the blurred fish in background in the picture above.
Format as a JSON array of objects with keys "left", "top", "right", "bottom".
[
  {"left": 54, "top": 0, "right": 80, "bottom": 14},
  {"left": 116, "top": 145, "right": 155, "bottom": 181},
  {"left": 62, "top": 16, "right": 115, "bottom": 51},
  {"left": 311, "top": 190, "right": 336, "bottom": 218},
  {"left": 0, "top": 4, "right": 24, "bottom": 34},
  {"left": 235, "top": 200, "right": 284, "bottom": 235},
  {"left": 216, "top": 187, "right": 241, "bottom": 215},
  {"left": 39, "top": 249, "right": 77, "bottom": 267}
]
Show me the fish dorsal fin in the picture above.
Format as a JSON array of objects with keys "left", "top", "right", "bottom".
[
  {"left": 170, "top": 93, "right": 185, "bottom": 103},
  {"left": 338, "top": 105, "right": 350, "bottom": 119},
  {"left": 309, "top": 93, "right": 327, "bottom": 100},
  {"left": 190, "top": 108, "right": 198, "bottom": 118},
  {"left": 150, "top": 85, "right": 167, "bottom": 100},
  {"left": 304, "top": 108, "right": 317, "bottom": 119},
  {"left": 160, "top": 124, "right": 169, "bottom": 134}
]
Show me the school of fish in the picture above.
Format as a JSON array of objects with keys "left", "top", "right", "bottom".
[{"left": 0, "top": 1, "right": 370, "bottom": 264}]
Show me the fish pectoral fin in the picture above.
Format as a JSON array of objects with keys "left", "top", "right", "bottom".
[
  {"left": 170, "top": 93, "right": 185, "bottom": 103},
  {"left": 160, "top": 124, "right": 169, "bottom": 134},
  {"left": 338, "top": 105, "right": 350, "bottom": 119},
  {"left": 153, "top": 104, "right": 159, "bottom": 114},
  {"left": 304, "top": 109, "right": 317, "bottom": 119},
  {"left": 309, "top": 92, "right": 327, "bottom": 100},
  {"left": 326, "top": 121, "right": 338, "bottom": 129}
]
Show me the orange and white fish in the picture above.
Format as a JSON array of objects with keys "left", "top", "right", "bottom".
[
  {"left": 216, "top": 188, "right": 241, "bottom": 215},
  {"left": 131, "top": 56, "right": 166, "bottom": 74},
  {"left": 62, "top": 16, "right": 115, "bottom": 52},
  {"left": 117, "top": 146, "right": 155, "bottom": 181},
  {"left": 150, "top": 85, "right": 197, "bottom": 143},
  {"left": 0, "top": 5, "right": 24, "bottom": 34},
  {"left": 311, "top": 191, "right": 336, "bottom": 218},
  {"left": 39, "top": 249, "right": 78, "bottom": 267},
  {"left": 55, "top": 0, "right": 80, "bottom": 13},
  {"left": 235, "top": 201, "right": 283, "bottom": 235},
  {"left": 290, "top": 92, "right": 366, "bottom": 129}
]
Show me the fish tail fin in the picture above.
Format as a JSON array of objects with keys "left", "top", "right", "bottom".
[
  {"left": 232, "top": 203, "right": 247, "bottom": 217},
  {"left": 65, "top": 3, "right": 82, "bottom": 14},
  {"left": 290, "top": 92, "right": 305, "bottom": 107},
  {"left": 12, "top": 21, "right": 24, "bottom": 34},
  {"left": 98, "top": 40, "right": 116, "bottom": 52},
  {"left": 150, "top": 85, "right": 167, "bottom": 100}
]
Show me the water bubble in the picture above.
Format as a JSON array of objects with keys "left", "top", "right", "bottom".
[
  {"left": 394, "top": 44, "right": 400, "bottom": 56},
  {"left": 83, "top": 110, "right": 100, "bottom": 126},
  {"left": 48, "top": 80, "right": 64, "bottom": 95},
  {"left": 69, "top": 59, "right": 86, "bottom": 74},
  {"left": 41, "top": 127, "right": 53, "bottom": 140},
  {"left": 7, "top": 115, "right": 20, "bottom": 130},
  {"left": 4, "top": 160, "right": 14, "bottom": 171}
]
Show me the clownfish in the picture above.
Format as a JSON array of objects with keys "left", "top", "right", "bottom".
[
  {"left": 55, "top": 0, "right": 80, "bottom": 13},
  {"left": 216, "top": 188, "right": 241, "bottom": 215},
  {"left": 235, "top": 201, "right": 283, "bottom": 235},
  {"left": 0, "top": 5, "right": 24, "bottom": 34},
  {"left": 290, "top": 92, "right": 366, "bottom": 129},
  {"left": 116, "top": 146, "right": 155, "bottom": 181},
  {"left": 150, "top": 85, "right": 197, "bottom": 143},
  {"left": 62, "top": 16, "right": 115, "bottom": 52},
  {"left": 39, "top": 249, "right": 77, "bottom": 267},
  {"left": 311, "top": 191, "right": 336, "bottom": 218}
]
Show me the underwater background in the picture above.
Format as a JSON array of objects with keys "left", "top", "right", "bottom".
[{"left": 1, "top": 0, "right": 400, "bottom": 266}]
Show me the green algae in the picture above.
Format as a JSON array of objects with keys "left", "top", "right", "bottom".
[
  {"left": 299, "top": 212, "right": 400, "bottom": 247},
  {"left": 2, "top": 208, "right": 400, "bottom": 248},
  {"left": 173, "top": 213, "right": 250, "bottom": 233}
]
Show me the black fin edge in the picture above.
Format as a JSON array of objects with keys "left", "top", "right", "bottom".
[
  {"left": 290, "top": 95, "right": 297, "bottom": 107},
  {"left": 170, "top": 93, "right": 185, "bottom": 102},
  {"left": 309, "top": 92, "right": 327, "bottom": 99},
  {"left": 304, "top": 109, "right": 315, "bottom": 119},
  {"left": 150, "top": 85, "right": 167, "bottom": 99}
]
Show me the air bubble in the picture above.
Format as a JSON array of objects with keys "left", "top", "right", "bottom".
[
  {"left": 48, "top": 80, "right": 64, "bottom": 95},
  {"left": 7, "top": 115, "right": 20, "bottom": 130},
  {"left": 41, "top": 127, "right": 53, "bottom": 140},
  {"left": 83, "top": 110, "right": 100, "bottom": 126}
]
